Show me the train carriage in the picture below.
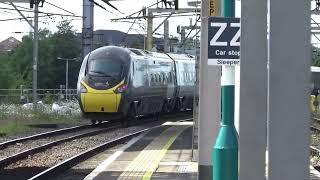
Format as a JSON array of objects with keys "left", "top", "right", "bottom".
[{"left": 77, "top": 46, "right": 195, "bottom": 124}]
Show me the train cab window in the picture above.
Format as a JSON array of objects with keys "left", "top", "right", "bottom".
[{"left": 88, "top": 59, "right": 123, "bottom": 77}]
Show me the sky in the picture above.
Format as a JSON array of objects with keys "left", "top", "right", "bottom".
[
  {"left": 0, "top": 0, "right": 318, "bottom": 45},
  {"left": 0, "top": 0, "right": 210, "bottom": 42}
]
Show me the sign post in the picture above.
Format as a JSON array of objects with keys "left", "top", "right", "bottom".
[{"left": 209, "top": 0, "right": 239, "bottom": 178}]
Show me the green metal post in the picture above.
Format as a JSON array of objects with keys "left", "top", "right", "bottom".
[{"left": 212, "top": 0, "right": 238, "bottom": 179}]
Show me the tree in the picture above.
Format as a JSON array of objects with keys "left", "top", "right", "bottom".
[
  {"left": 0, "top": 51, "right": 15, "bottom": 89},
  {"left": 51, "top": 20, "right": 81, "bottom": 88},
  {"left": 8, "top": 36, "right": 33, "bottom": 88},
  {"left": 313, "top": 46, "right": 320, "bottom": 67},
  {"left": 8, "top": 20, "right": 81, "bottom": 89}
]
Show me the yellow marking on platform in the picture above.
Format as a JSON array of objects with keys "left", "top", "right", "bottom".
[{"left": 117, "top": 125, "right": 188, "bottom": 180}]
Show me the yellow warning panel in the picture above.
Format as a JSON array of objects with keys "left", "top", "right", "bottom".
[{"left": 209, "top": 0, "right": 216, "bottom": 16}]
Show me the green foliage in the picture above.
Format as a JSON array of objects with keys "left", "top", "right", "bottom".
[
  {"left": 313, "top": 46, "right": 320, "bottom": 66},
  {"left": 2, "top": 20, "right": 82, "bottom": 89},
  {"left": 0, "top": 51, "right": 15, "bottom": 89},
  {"left": 0, "top": 121, "right": 30, "bottom": 135}
]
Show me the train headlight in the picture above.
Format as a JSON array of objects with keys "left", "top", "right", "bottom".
[
  {"left": 80, "top": 83, "right": 87, "bottom": 93},
  {"left": 115, "top": 84, "right": 127, "bottom": 93}
]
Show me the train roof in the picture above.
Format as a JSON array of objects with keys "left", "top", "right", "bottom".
[
  {"left": 312, "top": 66, "right": 320, "bottom": 72},
  {"left": 128, "top": 48, "right": 195, "bottom": 62},
  {"left": 167, "top": 53, "right": 195, "bottom": 61}
]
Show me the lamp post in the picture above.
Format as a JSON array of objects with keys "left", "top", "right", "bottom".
[{"left": 57, "top": 57, "right": 78, "bottom": 100}]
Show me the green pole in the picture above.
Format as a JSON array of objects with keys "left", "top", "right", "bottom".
[{"left": 213, "top": 0, "right": 238, "bottom": 179}]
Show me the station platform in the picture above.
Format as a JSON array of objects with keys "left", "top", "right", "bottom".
[
  {"left": 84, "top": 121, "right": 197, "bottom": 180},
  {"left": 82, "top": 120, "right": 320, "bottom": 180}
]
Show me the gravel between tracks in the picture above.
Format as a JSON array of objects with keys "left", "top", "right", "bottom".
[
  {"left": 4, "top": 129, "right": 121, "bottom": 169},
  {"left": 0, "top": 127, "right": 106, "bottom": 160},
  {"left": 0, "top": 113, "right": 191, "bottom": 180},
  {"left": 4, "top": 116, "right": 180, "bottom": 169},
  {"left": 311, "top": 118, "right": 320, "bottom": 167},
  {"left": 0, "top": 121, "right": 90, "bottom": 143}
]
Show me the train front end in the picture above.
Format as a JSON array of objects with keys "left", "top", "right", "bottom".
[{"left": 77, "top": 46, "right": 130, "bottom": 122}]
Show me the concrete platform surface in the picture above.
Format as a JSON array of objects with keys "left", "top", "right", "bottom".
[
  {"left": 84, "top": 121, "right": 197, "bottom": 180},
  {"left": 82, "top": 120, "right": 320, "bottom": 180}
]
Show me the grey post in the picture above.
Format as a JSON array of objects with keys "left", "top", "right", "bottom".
[
  {"left": 32, "top": 1, "right": 39, "bottom": 106},
  {"left": 66, "top": 59, "right": 69, "bottom": 100},
  {"left": 239, "top": 0, "right": 267, "bottom": 179},
  {"left": 146, "top": 11, "right": 153, "bottom": 50},
  {"left": 268, "top": 0, "right": 310, "bottom": 179},
  {"left": 82, "top": 0, "right": 94, "bottom": 58},
  {"left": 164, "top": 20, "right": 169, "bottom": 52},
  {"left": 198, "top": 0, "right": 221, "bottom": 179}
]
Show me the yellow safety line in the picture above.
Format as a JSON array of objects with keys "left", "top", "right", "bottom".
[
  {"left": 117, "top": 126, "right": 187, "bottom": 180},
  {"left": 142, "top": 129, "right": 184, "bottom": 180}
]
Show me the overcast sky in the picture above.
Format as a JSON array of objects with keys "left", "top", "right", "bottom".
[
  {"left": 0, "top": 0, "right": 242, "bottom": 42},
  {"left": 0, "top": 0, "right": 196, "bottom": 41},
  {"left": 0, "top": 0, "right": 318, "bottom": 45}
]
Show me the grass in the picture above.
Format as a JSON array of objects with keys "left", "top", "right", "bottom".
[
  {"left": 0, "top": 121, "right": 30, "bottom": 135},
  {"left": 0, "top": 101, "right": 83, "bottom": 136}
]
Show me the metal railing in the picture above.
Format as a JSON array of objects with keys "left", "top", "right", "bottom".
[{"left": 0, "top": 88, "right": 77, "bottom": 104}]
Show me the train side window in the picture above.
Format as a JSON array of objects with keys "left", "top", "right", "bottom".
[
  {"left": 186, "top": 72, "right": 188, "bottom": 82},
  {"left": 162, "top": 73, "right": 166, "bottom": 84}
]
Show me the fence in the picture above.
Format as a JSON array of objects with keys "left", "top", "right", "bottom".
[{"left": 0, "top": 88, "right": 78, "bottom": 104}]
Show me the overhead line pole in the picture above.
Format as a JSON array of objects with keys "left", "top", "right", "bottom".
[
  {"left": 32, "top": 1, "right": 39, "bottom": 107},
  {"left": 10, "top": 2, "right": 34, "bottom": 28}
]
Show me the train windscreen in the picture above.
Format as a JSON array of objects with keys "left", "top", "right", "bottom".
[
  {"left": 88, "top": 59, "right": 123, "bottom": 77},
  {"left": 86, "top": 59, "right": 124, "bottom": 90}
]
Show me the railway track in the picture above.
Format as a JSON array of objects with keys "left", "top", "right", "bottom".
[
  {"left": 0, "top": 122, "right": 109, "bottom": 150},
  {"left": 311, "top": 117, "right": 320, "bottom": 159},
  {"left": 0, "top": 122, "right": 121, "bottom": 168},
  {"left": 28, "top": 117, "right": 192, "bottom": 180},
  {"left": 0, "top": 112, "right": 192, "bottom": 180}
]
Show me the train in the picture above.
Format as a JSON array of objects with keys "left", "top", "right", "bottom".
[{"left": 77, "top": 46, "right": 195, "bottom": 124}]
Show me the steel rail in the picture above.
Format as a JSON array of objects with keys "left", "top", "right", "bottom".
[
  {"left": 0, "top": 122, "right": 111, "bottom": 149},
  {"left": 28, "top": 118, "right": 193, "bottom": 180},
  {"left": 0, "top": 123, "right": 121, "bottom": 168}
]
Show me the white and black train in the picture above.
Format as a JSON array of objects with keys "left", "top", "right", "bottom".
[{"left": 77, "top": 46, "right": 195, "bottom": 124}]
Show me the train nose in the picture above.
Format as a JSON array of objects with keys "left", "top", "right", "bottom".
[{"left": 82, "top": 92, "right": 120, "bottom": 112}]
